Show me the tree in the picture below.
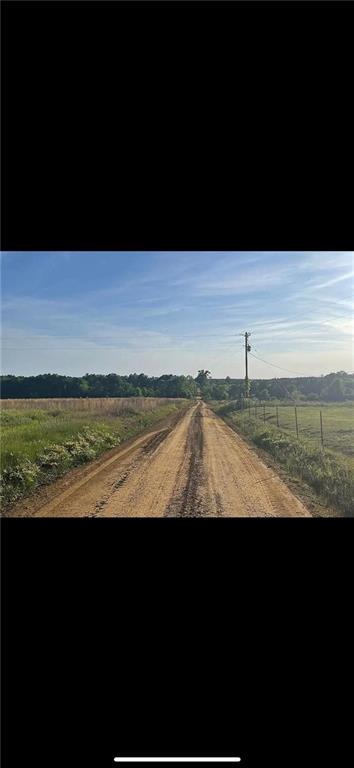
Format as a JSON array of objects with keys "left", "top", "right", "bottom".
[
  {"left": 210, "top": 383, "right": 229, "bottom": 400},
  {"left": 259, "top": 387, "right": 270, "bottom": 401},
  {"left": 322, "top": 376, "right": 346, "bottom": 402},
  {"left": 176, "top": 377, "right": 199, "bottom": 399},
  {"left": 79, "top": 379, "right": 90, "bottom": 396},
  {"left": 195, "top": 370, "right": 211, "bottom": 386},
  {"left": 2, "top": 371, "right": 351, "bottom": 402},
  {"left": 307, "top": 392, "right": 319, "bottom": 401},
  {"left": 229, "top": 382, "right": 243, "bottom": 400}
]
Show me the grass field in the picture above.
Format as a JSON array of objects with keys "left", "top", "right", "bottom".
[
  {"left": 0, "top": 397, "right": 185, "bottom": 466},
  {"left": 212, "top": 401, "right": 354, "bottom": 516},
  {"left": 250, "top": 402, "right": 354, "bottom": 466},
  {"left": 0, "top": 398, "right": 188, "bottom": 507}
]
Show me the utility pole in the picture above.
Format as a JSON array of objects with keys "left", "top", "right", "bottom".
[{"left": 241, "top": 331, "right": 251, "bottom": 398}]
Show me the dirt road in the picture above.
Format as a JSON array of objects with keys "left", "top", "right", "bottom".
[{"left": 15, "top": 401, "right": 310, "bottom": 517}]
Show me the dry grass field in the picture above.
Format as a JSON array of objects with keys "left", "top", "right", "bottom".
[{"left": 0, "top": 396, "right": 183, "bottom": 414}]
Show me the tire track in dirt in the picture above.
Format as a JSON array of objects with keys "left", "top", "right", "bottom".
[
  {"left": 165, "top": 403, "right": 208, "bottom": 516},
  {"left": 99, "top": 403, "right": 199, "bottom": 516},
  {"left": 33, "top": 428, "right": 172, "bottom": 517},
  {"left": 11, "top": 401, "right": 311, "bottom": 517},
  {"left": 201, "top": 404, "right": 310, "bottom": 517}
]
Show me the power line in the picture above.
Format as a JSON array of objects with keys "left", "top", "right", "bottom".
[{"left": 248, "top": 351, "right": 306, "bottom": 377}]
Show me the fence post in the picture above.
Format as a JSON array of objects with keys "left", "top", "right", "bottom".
[
  {"left": 263, "top": 404, "right": 266, "bottom": 422},
  {"left": 276, "top": 404, "right": 279, "bottom": 428},
  {"left": 295, "top": 406, "right": 299, "bottom": 439},
  {"left": 249, "top": 401, "right": 251, "bottom": 418},
  {"left": 255, "top": 404, "right": 257, "bottom": 418},
  {"left": 320, "top": 410, "right": 324, "bottom": 449}
]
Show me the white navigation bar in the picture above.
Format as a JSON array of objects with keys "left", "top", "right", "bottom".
[{"left": 114, "top": 757, "right": 241, "bottom": 763}]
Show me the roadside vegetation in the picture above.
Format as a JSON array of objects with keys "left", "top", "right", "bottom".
[
  {"left": 212, "top": 401, "right": 354, "bottom": 516},
  {"left": 217, "top": 401, "right": 354, "bottom": 465},
  {"left": 0, "top": 400, "right": 188, "bottom": 508}
]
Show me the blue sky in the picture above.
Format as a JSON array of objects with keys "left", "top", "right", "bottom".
[{"left": 1, "top": 252, "right": 353, "bottom": 378}]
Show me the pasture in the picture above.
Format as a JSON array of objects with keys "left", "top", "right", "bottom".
[{"left": 252, "top": 402, "right": 354, "bottom": 466}]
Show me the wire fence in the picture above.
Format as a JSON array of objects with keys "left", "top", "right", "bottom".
[{"left": 238, "top": 399, "right": 354, "bottom": 457}]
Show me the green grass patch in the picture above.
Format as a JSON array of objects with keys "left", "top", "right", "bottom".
[
  {"left": 212, "top": 403, "right": 354, "bottom": 516},
  {"left": 262, "top": 403, "right": 354, "bottom": 463},
  {"left": 214, "top": 401, "right": 354, "bottom": 465},
  {"left": 0, "top": 402, "right": 186, "bottom": 508}
]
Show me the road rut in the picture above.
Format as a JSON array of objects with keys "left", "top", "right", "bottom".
[{"left": 15, "top": 402, "right": 310, "bottom": 517}]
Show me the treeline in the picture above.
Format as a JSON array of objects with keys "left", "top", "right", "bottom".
[
  {"left": 0, "top": 373, "right": 199, "bottom": 400},
  {"left": 1, "top": 370, "right": 353, "bottom": 402},
  {"left": 202, "top": 371, "right": 354, "bottom": 402}
]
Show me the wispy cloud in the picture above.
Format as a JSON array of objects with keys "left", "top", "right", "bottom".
[
  {"left": 309, "top": 269, "right": 354, "bottom": 291},
  {"left": 2, "top": 252, "right": 353, "bottom": 377}
]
